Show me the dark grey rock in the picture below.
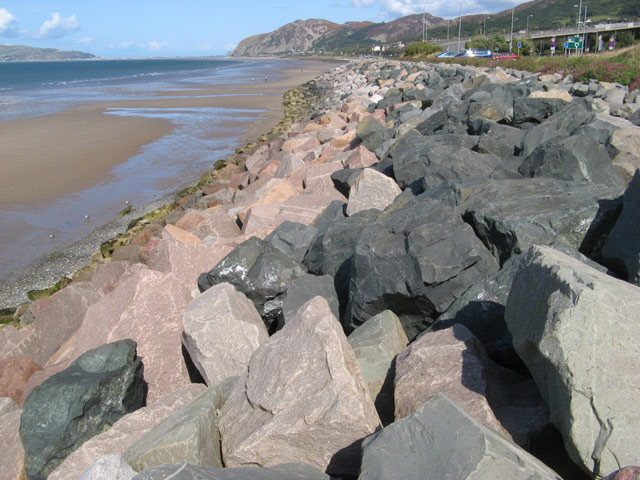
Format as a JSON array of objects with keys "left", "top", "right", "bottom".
[
  {"left": 197, "top": 237, "right": 306, "bottom": 332},
  {"left": 602, "top": 170, "right": 640, "bottom": 283},
  {"left": 459, "top": 178, "right": 624, "bottom": 266},
  {"left": 345, "top": 196, "right": 498, "bottom": 339},
  {"left": 388, "top": 135, "right": 504, "bottom": 194},
  {"left": 415, "top": 109, "right": 452, "bottom": 136},
  {"left": 277, "top": 273, "right": 339, "bottom": 329},
  {"left": 264, "top": 221, "right": 318, "bottom": 264},
  {"left": 512, "top": 97, "right": 568, "bottom": 126},
  {"left": 356, "top": 116, "right": 392, "bottom": 152},
  {"left": 132, "top": 463, "right": 329, "bottom": 480},
  {"left": 402, "top": 88, "right": 427, "bottom": 103},
  {"left": 303, "top": 210, "right": 378, "bottom": 318},
  {"left": 20, "top": 340, "right": 146, "bottom": 480},
  {"left": 311, "top": 200, "right": 346, "bottom": 229},
  {"left": 519, "top": 135, "right": 626, "bottom": 188},
  {"left": 471, "top": 119, "right": 526, "bottom": 158},
  {"left": 358, "top": 393, "right": 562, "bottom": 480},
  {"left": 331, "top": 168, "right": 363, "bottom": 198}
]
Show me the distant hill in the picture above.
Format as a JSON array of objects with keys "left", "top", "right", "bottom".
[
  {"left": 230, "top": 0, "right": 639, "bottom": 56},
  {"left": 0, "top": 45, "right": 96, "bottom": 61}
]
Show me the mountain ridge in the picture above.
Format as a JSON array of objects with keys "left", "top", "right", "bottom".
[{"left": 0, "top": 45, "right": 96, "bottom": 62}]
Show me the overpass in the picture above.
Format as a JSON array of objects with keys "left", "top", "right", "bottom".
[{"left": 432, "top": 20, "right": 640, "bottom": 54}]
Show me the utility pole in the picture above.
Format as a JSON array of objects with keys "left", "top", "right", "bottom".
[
  {"left": 484, "top": 16, "right": 490, "bottom": 36},
  {"left": 582, "top": 5, "right": 588, "bottom": 54},
  {"left": 458, "top": 2, "right": 463, "bottom": 53},
  {"left": 510, "top": 8, "right": 515, "bottom": 53}
]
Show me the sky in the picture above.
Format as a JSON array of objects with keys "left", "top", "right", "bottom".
[{"left": 0, "top": 0, "right": 523, "bottom": 58}]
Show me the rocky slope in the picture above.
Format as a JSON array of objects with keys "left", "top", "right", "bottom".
[
  {"left": 0, "top": 45, "right": 96, "bottom": 61},
  {"left": 2, "top": 59, "right": 640, "bottom": 480}
]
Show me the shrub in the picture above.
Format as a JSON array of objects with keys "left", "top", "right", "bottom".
[{"left": 403, "top": 42, "right": 442, "bottom": 57}]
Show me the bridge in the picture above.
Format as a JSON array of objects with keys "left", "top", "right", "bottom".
[{"left": 432, "top": 20, "right": 640, "bottom": 54}]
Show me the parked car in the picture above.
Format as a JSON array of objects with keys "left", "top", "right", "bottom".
[
  {"left": 455, "top": 48, "right": 492, "bottom": 58},
  {"left": 436, "top": 51, "right": 458, "bottom": 58},
  {"left": 493, "top": 53, "right": 520, "bottom": 60}
]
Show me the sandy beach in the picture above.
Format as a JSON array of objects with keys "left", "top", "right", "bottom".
[{"left": 0, "top": 59, "right": 337, "bottom": 208}]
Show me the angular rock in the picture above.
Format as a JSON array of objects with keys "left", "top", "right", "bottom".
[
  {"left": 274, "top": 152, "right": 304, "bottom": 178},
  {"left": 20, "top": 340, "right": 146, "bottom": 480},
  {"left": 80, "top": 455, "right": 136, "bottom": 480},
  {"left": 395, "top": 325, "right": 508, "bottom": 438},
  {"left": 348, "top": 310, "right": 408, "bottom": 425},
  {"left": 346, "top": 196, "right": 498, "bottom": 339},
  {"left": 512, "top": 97, "right": 568, "bottom": 126},
  {"left": 603, "top": 170, "right": 640, "bottom": 283},
  {"left": 609, "top": 127, "right": 640, "bottom": 181},
  {"left": 219, "top": 297, "right": 380, "bottom": 476},
  {"left": 49, "top": 384, "right": 206, "bottom": 480},
  {"left": 132, "top": 463, "right": 329, "bottom": 480},
  {"left": 0, "top": 396, "right": 19, "bottom": 417},
  {"left": 0, "top": 355, "right": 41, "bottom": 404},
  {"left": 605, "top": 467, "right": 640, "bottom": 480},
  {"left": 359, "top": 393, "right": 562, "bottom": 480},
  {"left": 182, "top": 283, "right": 267, "bottom": 386},
  {"left": 519, "top": 135, "right": 625, "bottom": 188},
  {"left": 346, "top": 168, "right": 401, "bottom": 216},
  {"left": 64, "top": 269, "right": 192, "bottom": 404},
  {"left": 459, "top": 178, "right": 623, "bottom": 266},
  {"left": 123, "top": 378, "right": 236, "bottom": 472},
  {"left": 197, "top": 237, "right": 306, "bottom": 331},
  {"left": 148, "top": 224, "right": 233, "bottom": 290},
  {"left": 1, "top": 407, "right": 25, "bottom": 480},
  {"left": 303, "top": 161, "right": 343, "bottom": 192},
  {"left": 505, "top": 245, "right": 640, "bottom": 477},
  {"left": 277, "top": 273, "right": 339, "bottom": 329},
  {"left": 356, "top": 116, "right": 390, "bottom": 153},
  {"left": 330, "top": 168, "right": 362, "bottom": 198},
  {"left": 188, "top": 207, "right": 241, "bottom": 241},
  {"left": 344, "top": 145, "right": 378, "bottom": 169},
  {"left": 264, "top": 221, "right": 318, "bottom": 263}
]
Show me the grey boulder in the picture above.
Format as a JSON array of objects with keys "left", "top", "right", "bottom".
[
  {"left": 20, "top": 339, "right": 146, "bottom": 480},
  {"left": 359, "top": 393, "right": 562, "bottom": 480},
  {"left": 277, "top": 273, "right": 339, "bottom": 329},
  {"left": 131, "top": 463, "right": 329, "bottom": 480},
  {"left": 264, "top": 221, "right": 318, "bottom": 264},
  {"left": 505, "top": 245, "right": 640, "bottom": 477}
]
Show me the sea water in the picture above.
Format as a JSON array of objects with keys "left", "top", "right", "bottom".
[{"left": 0, "top": 57, "right": 282, "bottom": 303}]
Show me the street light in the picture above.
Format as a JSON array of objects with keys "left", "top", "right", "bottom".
[
  {"left": 509, "top": 8, "right": 515, "bottom": 53},
  {"left": 458, "top": 2, "right": 463, "bottom": 53},
  {"left": 527, "top": 14, "right": 533, "bottom": 34},
  {"left": 484, "top": 16, "right": 490, "bottom": 36}
]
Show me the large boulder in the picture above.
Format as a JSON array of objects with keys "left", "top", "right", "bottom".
[
  {"left": 602, "top": 170, "right": 640, "bottom": 283},
  {"left": 60, "top": 268, "right": 193, "bottom": 404},
  {"left": 358, "top": 393, "right": 562, "bottom": 480},
  {"left": 394, "top": 325, "right": 508, "bottom": 437},
  {"left": 131, "top": 463, "right": 329, "bottom": 480},
  {"left": 519, "top": 135, "right": 625, "bottom": 188},
  {"left": 609, "top": 127, "right": 640, "bottom": 181},
  {"left": 346, "top": 196, "right": 498, "bottom": 339},
  {"left": 219, "top": 297, "right": 380, "bottom": 477},
  {"left": 346, "top": 168, "right": 401, "bottom": 216},
  {"left": 356, "top": 116, "right": 391, "bottom": 153},
  {"left": 512, "top": 97, "right": 569, "bottom": 126},
  {"left": 348, "top": 310, "right": 408, "bottom": 425},
  {"left": 182, "top": 283, "right": 268, "bottom": 386},
  {"left": 505, "top": 245, "right": 640, "bottom": 477},
  {"left": 197, "top": 237, "right": 306, "bottom": 332},
  {"left": 49, "top": 384, "right": 206, "bottom": 480},
  {"left": 264, "top": 221, "right": 318, "bottom": 263},
  {"left": 20, "top": 340, "right": 146, "bottom": 480},
  {"left": 0, "top": 356, "right": 41, "bottom": 405},
  {"left": 123, "top": 378, "right": 236, "bottom": 472},
  {"left": 388, "top": 135, "right": 504, "bottom": 194},
  {"left": 277, "top": 273, "right": 339, "bottom": 329},
  {"left": 79, "top": 455, "right": 135, "bottom": 480},
  {"left": 459, "top": 178, "right": 623, "bottom": 266}
]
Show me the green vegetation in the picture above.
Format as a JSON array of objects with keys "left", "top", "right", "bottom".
[
  {"left": 27, "top": 277, "right": 72, "bottom": 302},
  {"left": 119, "top": 205, "right": 133, "bottom": 216},
  {"left": 403, "top": 42, "right": 443, "bottom": 57},
  {"left": 0, "top": 308, "right": 17, "bottom": 326}
]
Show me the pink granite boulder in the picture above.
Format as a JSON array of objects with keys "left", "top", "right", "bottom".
[
  {"left": 344, "top": 145, "right": 378, "bottom": 169},
  {"left": 394, "top": 324, "right": 510, "bottom": 438},
  {"left": 346, "top": 168, "right": 401, "bottom": 216},
  {"left": 182, "top": 283, "right": 268, "bottom": 386},
  {"left": 219, "top": 296, "right": 380, "bottom": 476},
  {"left": 0, "top": 408, "right": 24, "bottom": 480}
]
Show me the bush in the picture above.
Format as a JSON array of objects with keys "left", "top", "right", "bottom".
[{"left": 403, "top": 42, "right": 442, "bottom": 57}]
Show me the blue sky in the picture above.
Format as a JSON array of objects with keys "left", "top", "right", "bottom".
[{"left": 0, "top": 1, "right": 522, "bottom": 57}]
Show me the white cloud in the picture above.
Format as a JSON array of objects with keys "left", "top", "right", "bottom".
[
  {"left": 0, "top": 7, "right": 18, "bottom": 36},
  {"left": 38, "top": 12, "right": 80, "bottom": 39},
  {"left": 76, "top": 36, "right": 93, "bottom": 46},
  {"left": 120, "top": 40, "right": 169, "bottom": 51},
  {"left": 351, "top": 0, "right": 521, "bottom": 19}
]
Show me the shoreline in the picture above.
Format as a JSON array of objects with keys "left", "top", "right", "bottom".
[{"left": 0, "top": 57, "right": 341, "bottom": 308}]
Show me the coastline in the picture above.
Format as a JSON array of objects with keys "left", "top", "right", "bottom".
[{"left": 0, "top": 57, "right": 341, "bottom": 308}]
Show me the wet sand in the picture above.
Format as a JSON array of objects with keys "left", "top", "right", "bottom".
[{"left": 0, "top": 59, "right": 336, "bottom": 208}]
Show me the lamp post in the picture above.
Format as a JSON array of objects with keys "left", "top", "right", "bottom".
[
  {"left": 457, "top": 2, "right": 463, "bottom": 53},
  {"left": 484, "top": 16, "right": 490, "bottom": 36},
  {"left": 582, "top": 6, "right": 588, "bottom": 54},
  {"left": 527, "top": 14, "right": 533, "bottom": 35},
  {"left": 509, "top": 8, "right": 515, "bottom": 53}
]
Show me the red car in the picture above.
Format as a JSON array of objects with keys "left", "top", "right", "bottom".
[{"left": 493, "top": 53, "right": 520, "bottom": 60}]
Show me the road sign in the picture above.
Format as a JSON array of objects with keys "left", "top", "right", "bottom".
[
  {"left": 565, "top": 36, "right": 583, "bottom": 50},
  {"left": 517, "top": 42, "right": 522, "bottom": 48}
]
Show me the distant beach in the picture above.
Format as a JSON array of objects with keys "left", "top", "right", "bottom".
[{"left": 0, "top": 57, "right": 340, "bottom": 307}]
